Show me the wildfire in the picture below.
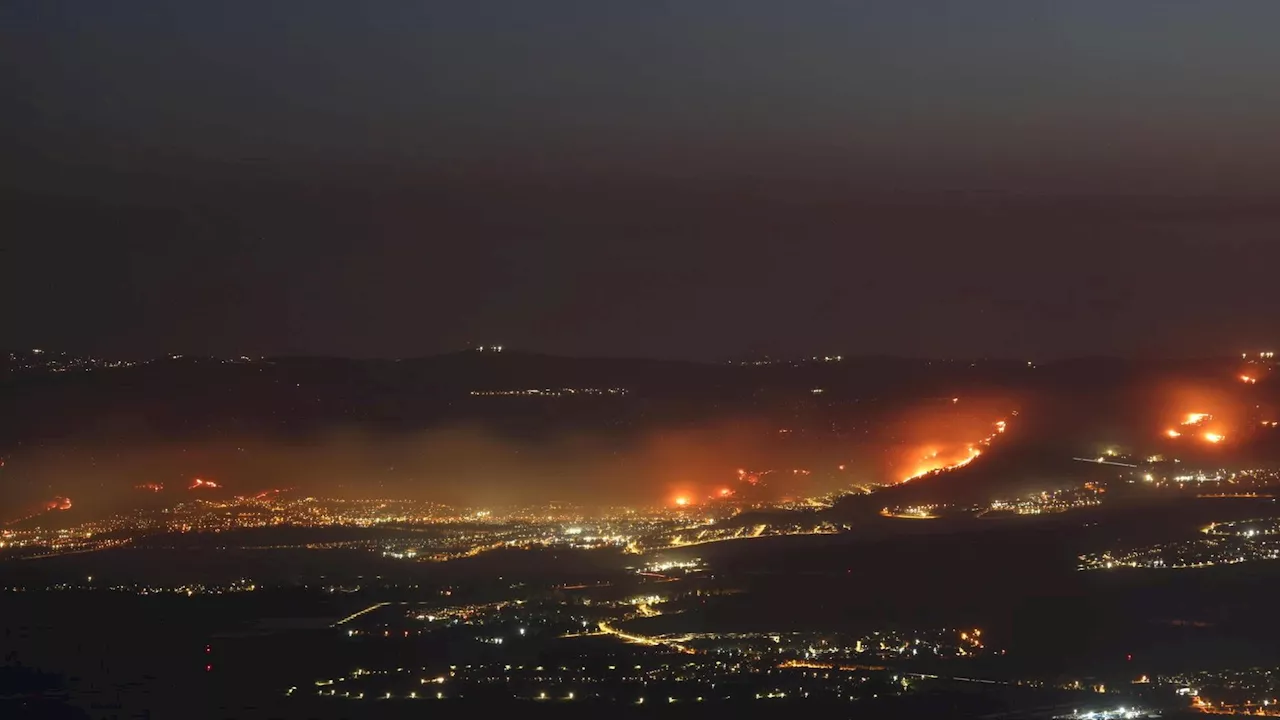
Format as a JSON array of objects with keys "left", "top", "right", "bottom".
[
  {"left": 3, "top": 496, "right": 74, "bottom": 527},
  {"left": 1241, "top": 375, "right": 1257, "bottom": 384},
  {"left": 189, "top": 478, "right": 220, "bottom": 490},
  {"left": 45, "top": 496, "right": 72, "bottom": 511},
  {"left": 1166, "top": 410, "right": 1232, "bottom": 444},
  {"left": 673, "top": 496, "right": 690, "bottom": 507},
  {"left": 717, "top": 487, "right": 733, "bottom": 498},
  {"left": 900, "top": 418, "right": 1008, "bottom": 483},
  {"left": 902, "top": 446, "right": 981, "bottom": 482}
]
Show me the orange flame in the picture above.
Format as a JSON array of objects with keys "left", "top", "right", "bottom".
[
  {"left": 899, "top": 418, "right": 1008, "bottom": 483},
  {"left": 45, "top": 496, "right": 72, "bottom": 511}
]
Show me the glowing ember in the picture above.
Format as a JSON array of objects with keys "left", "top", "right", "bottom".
[
  {"left": 717, "top": 488, "right": 733, "bottom": 497},
  {"left": 1182, "top": 413, "right": 1212, "bottom": 426},
  {"left": 189, "top": 478, "right": 220, "bottom": 490},
  {"left": 673, "top": 496, "right": 690, "bottom": 507},
  {"left": 1165, "top": 429, "right": 1182, "bottom": 438},
  {"left": 1241, "top": 375, "right": 1257, "bottom": 384},
  {"left": 1202, "top": 432, "right": 1225, "bottom": 444}
]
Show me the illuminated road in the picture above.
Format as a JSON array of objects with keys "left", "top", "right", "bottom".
[
  {"left": 596, "top": 618, "right": 696, "bottom": 654},
  {"left": 1071, "top": 457, "right": 1138, "bottom": 468},
  {"left": 333, "top": 601, "right": 401, "bottom": 626},
  {"left": 658, "top": 526, "right": 840, "bottom": 551},
  {"left": 879, "top": 508, "right": 937, "bottom": 520}
]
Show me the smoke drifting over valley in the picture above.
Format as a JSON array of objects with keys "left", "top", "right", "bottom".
[{"left": 2, "top": 420, "right": 822, "bottom": 518}]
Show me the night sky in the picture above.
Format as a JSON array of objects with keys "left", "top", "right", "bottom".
[{"left": 5, "top": 1, "right": 1280, "bottom": 360}]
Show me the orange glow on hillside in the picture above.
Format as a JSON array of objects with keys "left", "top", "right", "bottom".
[
  {"left": 189, "top": 477, "right": 220, "bottom": 490},
  {"left": 45, "top": 496, "right": 72, "bottom": 511},
  {"left": 898, "top": 416, "right": 1010, "bottom": 483},
  {"left": 901, "top": 445, "right": 982, "bottom": 482},
  {"left": 673, "top": 496, "right": 690, "bottom": 507},
  {"left": 1159, "top": 381, "right": 1251, "bottom": 446}
]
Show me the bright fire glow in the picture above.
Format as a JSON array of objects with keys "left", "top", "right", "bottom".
[
  {"left": 900, "top": 417, "right": 1008, "bottom": 483},
  {"left": 1161, "top": 383, "right": 1251, "bottom": 448},
  {"left": 1241, "top": 375, "right": 1257, "bottom": 384},
  {"left": 717, "top": 488, "right": 733, "bottom": 498},
  {"left": 1166, "top": 406, "right": 1234, "bottom": 444},
  {"left": 45, "top": 496, "right": 72, "bottom": 511},
  {"left": 673, "top": 496, "right": 690, "bottom": 507},
  {"left": 189, "top": 478, "right": 220, "bottom": 490}
]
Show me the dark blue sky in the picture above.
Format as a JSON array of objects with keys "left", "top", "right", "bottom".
[{"left": 5, "top": 1, "right": 1280, "bottom": 359}]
